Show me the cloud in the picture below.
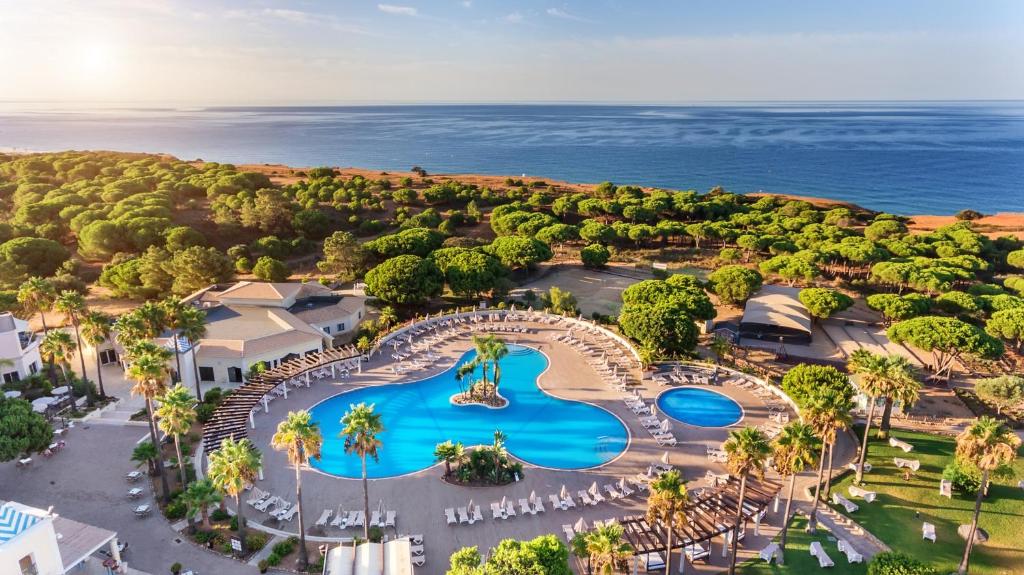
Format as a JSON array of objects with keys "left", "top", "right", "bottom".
[
  {"left": 545, "top": 7, "right": 590, "bottom": 22},
  {"left": 378, "top": 4, "right": 417, "bottom": 17},
  {"left": 504, "top": 12, "right": 523, "bottom": 24},
  {"left": 461, "top": 0, "right": 472, "bottom": 7},
  {"left": 262, "top": 9, "right": 312, "bottom": 23}
]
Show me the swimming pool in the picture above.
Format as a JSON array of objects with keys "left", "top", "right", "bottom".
[
  {"left": 308, "top": 345, "right": 629, "bottom": 478},
  {"left": 656, "top": 387, "right": 743, "bottom": 428}
]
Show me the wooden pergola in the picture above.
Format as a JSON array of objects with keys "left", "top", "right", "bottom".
[
  {"left": 201, "top": 345, "right": 361, "bottom": 454},
  {"left": 619, "top": 476, "right": 781, "bottom": 558}
]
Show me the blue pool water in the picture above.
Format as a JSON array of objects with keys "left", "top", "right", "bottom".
[
  {"left": 657, "top": 388, "right": 743, "bottom": 428},
  {"left": 308, "top": 345, "right": 628, "bottom": 478}
]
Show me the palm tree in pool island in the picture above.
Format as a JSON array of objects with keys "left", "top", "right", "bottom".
[
  {"left": 272, "top": 410, "right": 323, "bottom": 569},
  {"left": 723, "top": 426, "right": 771, "bottom": 574},
  {"left": 954, "top": 416, "right": 1020, "bottom": 575},
  {"left": 341, "top": 402, "right": 383, "bottom": 539},
  {"left": 207, "top": 437, "right": 262, "bottom": 555},
  {"left": 434, "top": 440, "right": 466, "bottom": 480},
  {"left": 771, "top": 421, "right": 820, "bottom": 563},
  {"left": 646, "top": 469, "right": 688, "bottom": 575},
  {"left": 156, "top": 383, "right": 197, "bottom": 491}
]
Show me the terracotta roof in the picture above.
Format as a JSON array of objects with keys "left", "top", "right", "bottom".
[
  {"left": 291, "top": 297, "right": 365, "bottom": 324},
  {"left": 217, "top": 281, "right": 329, "bottom": 302},
  {"left": 197, "top": 305, "right": 328, "bottom": 359}
]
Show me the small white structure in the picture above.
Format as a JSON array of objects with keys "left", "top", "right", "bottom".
[
  {"left": 0, "top": 313, "right": 42, "bottom": 384},
  {"left": 940, "top": 479, "right": 953, "bottom": 498},
  {"left": 0, "top": 501, "right": 123, "bottom": 575},
  {"left": 809, "top": 541, "right": 834, "bottom": 568},
  {"left": 922, "top": 522, "right": 936, "bottom": 542}
]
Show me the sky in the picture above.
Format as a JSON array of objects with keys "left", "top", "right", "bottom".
[{"left": 1, "top": 0, "right": 1022, "bottom": 105}]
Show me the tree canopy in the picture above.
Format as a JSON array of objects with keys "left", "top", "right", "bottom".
[
  {"left": 364, "top": 255, "right": 444, "bottom": 305},
  {"left": 708, "top": 265, "right": 763, "bottom": 305},
  {"left": 798, "top": 287, "right": 854, "bottom": 320},
  {"left": 0, "top": 397, "right": 53, "bottom": 462}
]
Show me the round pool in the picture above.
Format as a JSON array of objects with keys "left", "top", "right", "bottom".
[
  {"left": 656, "top": 387, "right": 743, "bottom": 427},
  {"left": 307, "top": 345, "right": 628, "bottom": 478}
]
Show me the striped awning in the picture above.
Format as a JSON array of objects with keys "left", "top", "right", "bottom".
[{"left": 0, "top": 503, "right": 41, "bottom": 544}]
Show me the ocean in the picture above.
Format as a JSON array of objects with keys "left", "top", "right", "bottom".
[{"left": 1, "top": 102, "right": 1022, "bottom": 215}]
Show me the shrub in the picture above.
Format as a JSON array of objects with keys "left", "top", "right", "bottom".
[
  {"left": 229, "top": 516, "right": 238, "bottom": 531},
  {"left": 272, "top": 539, "right": 296, "bottom": 557},
  {"left": 195, "top": 403, "right": 216, "bottom": 423},
  {"left": 258, "top": 559, "right": 269, "bottom": 573},
  {"left": 246, "top": 532, "right": 269, "bottom": 551},
  {"left": 164, "top": 497, "right": 187, "bottom": 520},
  {"left": 942, "top": 458, "right": 982, "bottom": 493},
  {"left": 210, "top": 508, "right": 230, "bottom": 521},
  {"left": 867, "top": 551, "right": 937, "bottom": 575},
  {"left": 368, "top": 525, "right": 384, "bottom": 543},
  {"left": 265, "top": 552, "right": 281, "bottom": 567},
  {"left": 580, "top": 243, "right": 610, "bottom": 268}
]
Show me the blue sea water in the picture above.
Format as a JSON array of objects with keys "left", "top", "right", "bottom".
[
  {"left": 1, "top": 102, "right": 1022, "bottom": 214},
  {"left": 656, "top": 387, "right": 744, "bottom": 428},
  {"left": 308, "top": 345, "right": 628, "bottom": 479}
]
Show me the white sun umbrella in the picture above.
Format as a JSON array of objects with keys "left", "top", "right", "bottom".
[
  {"left": 528, "top": 305, "right": 534, "bottom": 312},
  {"left": 31, "top": 396, "right": 55, "bottom": 413},
  {"left": 378, "top": 499, "right": 385, "bottom": 516},
  {"left": 4, "top": 390, "right": 22, "bottom": 399},
  {"left": 660, "top": 419, "right": 673, "bottom": 433},
  {"left": 650, "top": 402, "right": 657, "bottom": 417},
  {"left": 573, "top": 517, "right": 589, "bottom": 533},
  {"left": 468, "top": 499, "right": 475, "bottom": 512},
  {"left": 50, "top": 386, "right": 71, "bottom": 396},
  {"left": 560, "top": 485, "right": 569, "bottom": 500},
  {"left": 510, "top": 303, "right": 516, "bottom": 312},
  {"left": 589, "top": 481, "right": 600, "bottom": 496},
  {"left": 618, "top": 477, "right": 629, "bottom": 491},
  {"left": 529, "top": 490, "right": 537, "bottom": 503},
  {"left": 500, "top": 495, "right": 508, "bottom": 509},
  {"left": 661, "top": 451, "right": 671, "bottom": 465}
]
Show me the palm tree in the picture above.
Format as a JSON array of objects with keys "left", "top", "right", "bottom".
[
  {"left": 491, "top": 429, "right": 508, "bottom": 481},
  {"left": 114, "top": 312, "right": 148, "bottom": 355},
  {"left": 434, "top": 440, "right": 466, "bottom": 479},
  {"left": 954, "top": 417, "right": 1021, "bottom": 574},
  {"left": 875, "top": 357, "right": 921, "bottom": 441},
  {"left": 135, "top": 301, "right": 169, "bottom": 339},
  {"left": 40, "top": 330, "right": 77, "bottom": 384},
  {"left": 161, "top": 298, "right": 188, "bottom": 385},
  {"left": 183, "top": 479, "right": 222, "bottom": 530},
  {"left": 156, "top": 384, "right": 197, "bottom": 490},
  {"left": 646, "top": 470, "right": 688, "bottom": 575},
  {"left": 341, "top": 402, "right": 383, "bottom": 539},
  {"left": 271, "top": 410, "right": 323, "bottom": 569},
  {"left": 207, "top": 437, "right": 262, "bottom": 554},
  {"left": 804, "top": 388, "right": 855, "bottom": 533},
  {"left": 848, "top": 350, "right": 919, "bottom": 483},
  {"left": 54, "top": 290, "right": 90, "bottom": 403},
  {"left": 585, "top": 523, "right": 633, "bottom": 575},
  {"left": 487, "top": 337, "right": 509, "bottom": 402},
  {"left": 18, "top": 277, "right": 57, "bottom": 384},
  {"left": 79, "top": 311, "right": 113, "bottom": 398},
  {"left": 131, "top": 441, "right": 158, "bottom": 476},
  {"left": 377, "top": 306, "right": 398, "bottom": 330},
  {"left": 723, "top": 426, "right": 771, "bottom": 575},
  {"left": 457, "top": 335, "right": 495, "bottom": 400},
  {"left": 127, "top": 346, "right": 173, "bottom": 503},
  {"left": 177, "top": 306, "right": 207, "bottom": 401},
  {"left": 771, "top": 422, "right": 820, "bottom": 563}
]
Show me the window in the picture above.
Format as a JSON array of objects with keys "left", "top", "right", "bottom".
[
  {"left": 336, "top": 323, "right": 345, "bottom": 332},
  {"left": 99, "top": 349, "right": 118, "bottom": 365},
  {"left": 19, "top": 554, "right": 38, "bottom": 575},
  {"left": 228, "top": 367, "right": 243, "bottom": 383},
  {"left": 199, "top": 367, "right": 215, "bottom": 382},
  {"left": 323, "top": 325, "right": 331, "bottom": 334},
  {"left": 3, "top": 371, "right": 20, "bottom": 384},
  {"left": 28, "top": 362, "right": 37, "bottom": 374}
]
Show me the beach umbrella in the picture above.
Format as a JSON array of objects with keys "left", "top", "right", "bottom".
[
  {"left": 574, "top": 517, "right": 588, "bottom": 533},
  {"left": 589, "top": 481, "right": 599, "bottom": 496},
  {"left": 527, "top": 306, "right": 534, "bottom": 313},
  {"left": 560, "top": 485, "right": 569, "bottom": 500},
  {"left": 31, "top": 397, "right": 55, "bottom": 413},
  {"left": 500, "top": 495, "right": 507, "bottom": 508},
  {"left": 50, "top": 386, "right": 70, "bottom": 396},
  {"left": 510, "top": 303, "right": 516, "bottom": 312},
  {"left": 660, "top": 419, "right": 672, "bottom": 433},
  {"left": 468, "top": 499, "right": 475, "bottom": 512},
  {"left": 619, "top": 477, "right": 629, "bottom": 491},
  {"left": 647, "top": 465, "right": 657, "bottom": 477},
  {"left": 529, "top": 490, "right": 537, "bottom": 503},
  {"left": 661, "top": 451, "right": 670, "bottom": 465},
  {"left": 650, "top": 403, "right": 657, "bottom": 417},
  {"left": 4, "top": 390, "right": 21, "bottom": 399}
]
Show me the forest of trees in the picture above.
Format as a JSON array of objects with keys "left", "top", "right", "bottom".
[{"left": 2, "top": 150, "right": 1024, "bottom": 367}]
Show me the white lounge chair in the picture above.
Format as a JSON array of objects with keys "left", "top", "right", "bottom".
[
  {"left": 562, "top": 493, "right": 576, "bottom": 508},
  {"left": 846, "top": 462, "right": 872, "bottom": 473},
  {"left": 809, "top": 541, "right": 834, "bottom": 568},
  {"left": 549, "top": 494, "right": 564, "bottom": 511},
  {"left": 519, "top": 499, "right": 534, "bottom": 515},
  {"left": 370, "top": 510, "right": 382, "bottom": 527},
  {"left": 922, "top": 522, "right": 936, "bottom": 542},
  {"left": 889, "top": 437, "right": 914, "bottom": 452},
  {"left": 409, "top": 545, "right": 425, "bottom": 556},
  {"left": 126, "top": 470, "right": 144, "bottom": 482},
  {"left": 939, "top": 479, "right": 952, "bottom": 498},
  {"left": 532, "top": 499, "right": 545, "bottom": 514},
  {"left": 578, "top": 490, "right": 595, "bottom": 506},
  {"left": 278, "top": 505, "right": 299, "bottom": 522},
  {"left": 470, "top": 505, "right": 483, "bottom": 524},
  {"left": 504, "top": 499, "right": 516, "bottom": 517},
  {"left": 254, "top": 496, "right": 279, "bottom": 512},
  {"left": 385, "top": 510, "right": 396, "bottom": 528},
  {"left": 330, "top": 508, "right": 347, "bottom": 528},
  {"left": 685, "top": 542, "right": 710, "bottom": 562},
  {"left": 603, "top": 484, "right": 622, "bottom": 499},
  {"left": 837, "top": 539, "right": 863, "bottom": 563},
  {"left": 848, "top": 485, "right": 877, "bottom": 503},
  {"left": 351, "top": 511, "right": 365, "bottom": 528},
  {"left": 457, "top": 507, "right": 470, "bottom": 524},
  {"left": 562, "top": 524, "right": 575, "bottom": 542},
  {"left": 491, "top": 502, "right": 505, "bottom": 520},
  {"left": 315, "top": 509, "right": 333, "bottom": 528},
  {"left": 133, "top": 504, "right": 151, "bottom": 517},
  {"left": 445, "top": 508, "right": 456, "bottom": 525},
  {"left": 411, "top": 556, "right": 426, "bottom": 567},
  {"left": 759, "top": 542, "right": 779, "bottom": 563},
  {"left": 831, "top": 493, "right": 859, "bottom": 514},
  {"left": 589, "top": 488, "right": 606, "bottom": 504}
]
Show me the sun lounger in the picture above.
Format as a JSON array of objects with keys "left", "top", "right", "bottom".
[
  {"left": 618, "top": 482, "right": 635, "bottom": 497},
  {"left": 409, "top": 544, "right": 424, "bottom": 556},
  {"left": 603, "top": 484, "right": 622, "bottom": 499},
  {"left": 468, "top": 505, "right": 482, "bottom": 524},
  {"left": 126, "top": 470, "right": 144, "bottom": 482},
  {"left": 889, "top": 437, "right": 913, "bottom": 452},
  {"left": 562, "top": 524, "right": 575, "bottom": 541},
  {"left": 809, "top": 541, "right": 834, "bottom": 568},
  {"left": 922, "top": 522, "right": 936, "bottom": 542},
  {"left": 491, "top": 502, "right": 505, "bottom": 519},
  {"left": 385, "top": 510, "right": 396, "bottom": 528},
  {"left": 349, "top": 511, "right": 365, "bottom": 527},
  {"left": 629, "top": 478, "right": 649, "bottom": 492},
  {"left": 578, "top": 490, "right": 595, "bottom": 506},
  {"left": 846, "top": 462, "right": 872, "bottom": 473},
  {"left": 939, "top": 479, "right": 952, "bottom": 498},
  {"left": 758, "top": 542, "right": 779, "bottom": 563},
  {"left": 589, "top": 489, "right": 606, "bottom": 503},
  {"left": 254, "top": 496, "right": 279, "bottom": 512},
  {"left": 837, "top": 539, "right": 863, "bottom": 563},
  {"left": 532, "top": 498, "right": 545, "bottom": 514},
  {"left": 518, "top": 499, "right": 534, "bottom": 515},
  {"left": 655, "top": 435, "right": 677, "bottom": 446},
  {"left": 271, "top": 502, "right": 292, "bottom": 520},
  {"left": 548, "top": 494, "right": 564, "bottom": 510},
  {"left": 330, "top": 508, "right": 347, "bottom": 528},
  {"left": 16, "top": 457, "right": 32, "bottom": 468},
  {"left": 894, "top": 457, "right": 920, "bottom": 471},
  {"left": 133, "top": 504, "right": 151, "bottom": 517},
  {"left": 279, "top": 505, "right": 299, "bottom": 522},
  {"left": 562, "top": 494, "right": 576, "bottom": 508},
  {"left": 503, "top": 499, "right": 516, "bottom": 517},
  {"left": 457, "top": 506, "right": 470, "bottom": 524},
  {"left": 246, "top": 488, "right": 269, "bottom": 507},
  {"left": 445, "top": 508, "right": 456, "bottom": 525},
  {"left": 848, "top": 485, "right": 876, "bottom": 503},
  {"left": 686, "top": 542, "right": 710, "bottom": 562},
  {"left": 411, "top": 556, "right": 426, "bottom": 567},
  {"left": 127, "top": 488, "right": 143, "bottom": 499},
  {"left": 370, "top": 510, "right": 382, "bottom": 527},
  {"left": 831, "top": 493, "right": 859, "bottom": 514}
]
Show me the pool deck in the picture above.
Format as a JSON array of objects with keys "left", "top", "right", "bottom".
[{"left": 234, "top": 319, "right": 816, "bottom": 574}]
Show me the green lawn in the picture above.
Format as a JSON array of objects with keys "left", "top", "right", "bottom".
[
  {"left": 739, "top": 515, "right": 867, "bottom": 575},
  {"left": 828, "top": 426, "right": 1024, "bottom": 575}
]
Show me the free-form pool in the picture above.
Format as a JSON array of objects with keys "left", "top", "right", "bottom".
[
  {"left": 308, "top": 345, "right": 628, "bottom": 478},
  {"left": 657, "top": 387, "right": 743, "bottom": 428}
]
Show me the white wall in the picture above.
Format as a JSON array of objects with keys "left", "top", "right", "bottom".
[
  {"left": 0, "top": 513, "right": 63, "bottom": 575},
  {"left": 194, "top": 340, "right": 324, "bottom": 386},
  {"left": 0, "top": 330, "right": 42, "bottom": 381}
]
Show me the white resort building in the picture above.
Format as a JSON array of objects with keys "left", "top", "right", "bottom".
[
  {"left": 0, "top": 313, "right": 42, "bottom": 385},
  {"left": 84, "top": 281, "right": 365, "bottom": 389},
  {"left": 0, "top": 501, "right": 123, "bottom": 575}
]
